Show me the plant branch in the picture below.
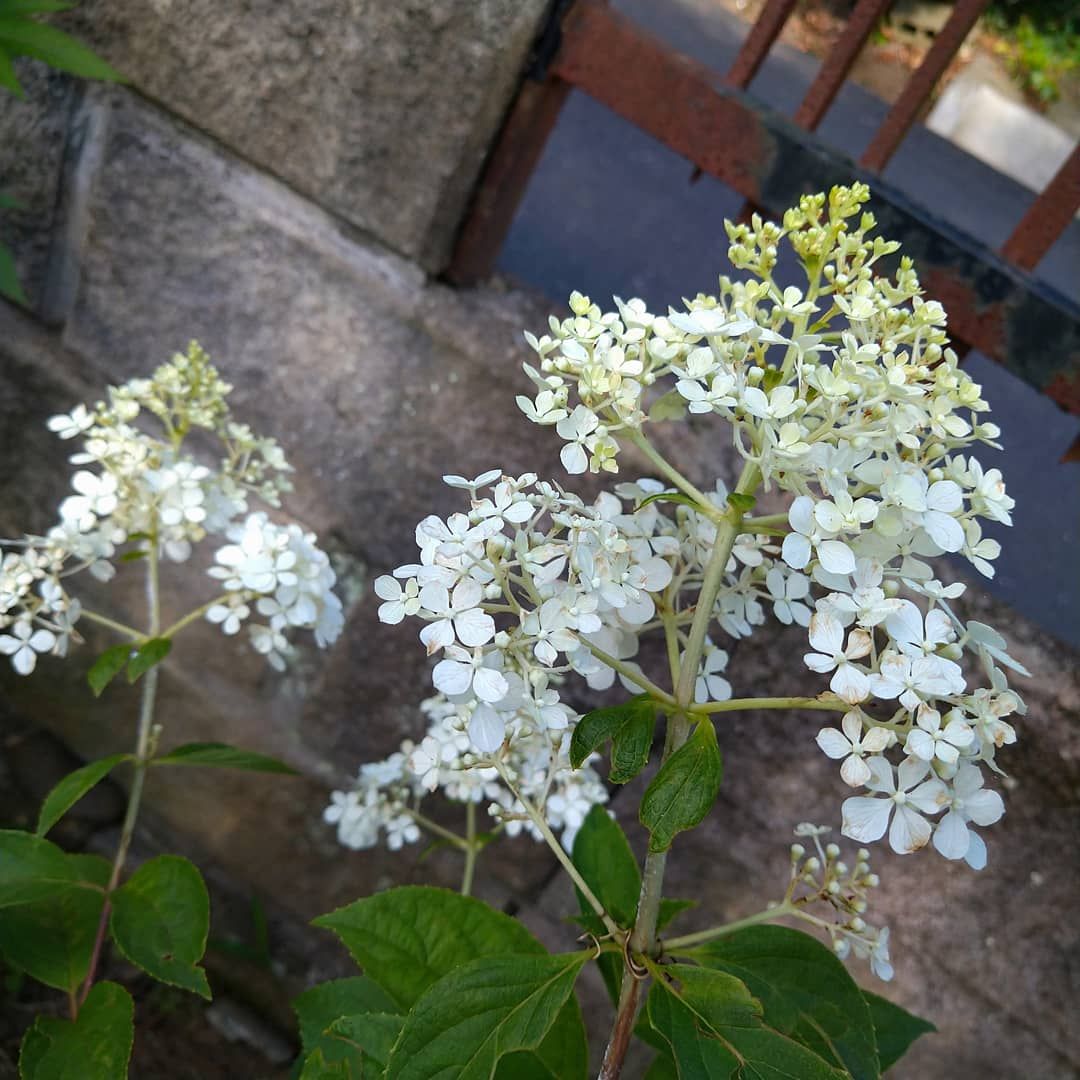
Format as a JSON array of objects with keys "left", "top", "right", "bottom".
[
  {"left": 625, "top": 430, "right": 719, "bottom": 516},
  {"left": 460, "top": 801, "right": 478, "bottom": 897},
  {"left": 689, "top": 695, "right": 848, "bottom": 716},
  {"left": 77, "top": 608, "right": 144, "bottom": 642},
  {"left": 580, "top": 639, "right": 676, "bottom": 706},
  {"left": 661, "top": 903, "right": 794, "bottom": 953}
]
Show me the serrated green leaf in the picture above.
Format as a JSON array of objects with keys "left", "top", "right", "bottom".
[
  {"left": 610, "top": 702, "right": 656, "bottom": 783},
  {"left": 36, "top": 755, "right": 129, "bottom": 837},
  {"left": 649, "top": 964, "right": 848, "bottom": 1080},
  {"left": 313, "top": 886, "right": 550, "bottom": 1009},
  {"left": 0, "top": 16, "right": 121, "bottom": 81},
  {"left": 19, "top": 981, "right": 133, "bottom": 1080},
  {"left": 0, "top": 830, "right": 104, "bottom": 908},
  {"left": 152, "top": 741, "right": 297, "bottom": 774},
  {"left": 648, "top": 389, "right": 688, "bottom": 422},
  {"left": 126, "top": 637, "right": 171, "bottom": 683},
  {"left": 637, "top": 490, "right": 704, "bottom": 512},
  {"left": 0, "top": 854, "right": 107, "bottom": 992},
  {"left": 499, "top": 996, "right": 589, "bottom": 1080},
  {"left": 640, "top": 721, "right": 723, "bottom": 853},
  {"left": 572, "top": 805, "right": 640, "bottom": 927},
  {"left": 862, "top": 990, "right": 935, "bottom": 1072},
  {"left": 384, "top": 952, "right": 588, "bottom": 1080},
  {"left": 725, "top": 492, "right": 756, "bottom": 514},
  {"left": 294, "top": 976, "right": 398, "bottom": 1056},
  {"left": 86, "top": 644, "right": 132, "bottom": 697},
  {"left": 570, "top": 694, "right": 655, "bottom": 772},
  {"left": 109, "top": 854, "right": 210, "bottom": 998},
  {"left": 0, "top": 238, "right": 27, "bottom": 301},
  {"left": 694, "top": 925, "right": 879, "bottom": 1079},
  {"left": 301, "top": 1011, "right": 403, "bottom": 1077}
]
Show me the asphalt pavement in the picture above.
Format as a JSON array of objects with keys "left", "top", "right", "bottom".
[{"left": 497, "top": 0, "right": 1080, "bottom": 646}]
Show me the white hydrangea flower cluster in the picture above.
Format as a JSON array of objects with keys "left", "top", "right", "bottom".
[
  {"left": 0, "top": 343, "right": 342, "bottom": 674},
  {"left": 324, "top": 694, "right": 608, "bottom": 852}
]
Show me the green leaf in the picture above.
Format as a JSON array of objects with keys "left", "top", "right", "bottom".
[
  {"left": 0, "top": 17, "right": 122, "bottom": 81},
  {"left": 643, "top": 1051, "right": 680, "bottom": 1079},
  {"left": 36, "top": 755, "right": 129, "bottom": 837},
  {"left": 0, "top": 190, "right": 23, "bottom": 210},
  {"left": 725, "top": 492, "right": 756, "bottom": 514},
  {"left": 694, "top": 925, "right": 880, "bottom": 1079},
  {"left": 294, "top": 976, "right": 398, "bottom": 1056},
  {"left": 19, "top": 981, "right": 133, "bottom": 1080},
  {"left": 0, "top": 239, "right": 28, "bottom": 302},
  {"left": 109, "top": 854, "right": 211, "bottom": 998},
  {"left": 0, "top": 854, "right": 108, "bottom": 992},
  {"left": 300, "top": 1012, "right": 404, "bottom": 1077},
  {"left": 153, "top": 741, "right": 297, "bottom": 774},
  {"left": 648, "top": 964, "right": 848, "bottom": 1080},
  {"left": 610, "top": 701, "right": 656, "bottom": 783},
  {"left": 297, "top": 1048, "right": 353, "bottom": 1080},
  {"left": 313, "top": 886, "right": 555, "bottom": 1009},
  {"left": 862, "top": 990, "right": 935, "bottom": 1072},
  {"left": 570, "top": 694, "right": 655, "bottom": 773},
  {"left": 126, "top": 637, "right": 171, "bottom": 683},
  {"left": 86, "top": 644, "right": 133, "bottom": 697},
  {"left": 648, "top": 389, "right": 688, "bottom": 422},
  {"left": 657, "top": 898, "right": 697, "bottom": 931},
  {"left": 640, "top": 721, "right": 723, "bottom": 853},
  {"left": 571, "top": 805, "right": 640, "bottom": 927},
  {"left": 0, "top": 2, "right": 76, "bottom": 14},
  {"left": 0, "top": 830, "right": 104, "bottom": 908},
  {"left": 0, "top": 46, "right": 24, "bottom": 96},
  {"left": 384, "top": 952, "right": 588, "bottom": 1080},
  {"left": 498, "top": 996, "right": 589, "bottom": 1080}
]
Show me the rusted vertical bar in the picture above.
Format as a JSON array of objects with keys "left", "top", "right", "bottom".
[
  {"left": 860, "top": 0, "right": 989, "bottom": 172},
  {"left": 1000, "top": 144, "right": 1080, "bottom": 271},
  {"left": 725, "top": 0, "right": 799, "bottom": 89},
  {"left": 794, "top": 0, "right": 895, "bottom": 130},
  {"left": 445, "top": 75, "right": 571, "bottom": 285}
]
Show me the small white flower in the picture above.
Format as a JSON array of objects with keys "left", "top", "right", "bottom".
[
  {"left": 816, "top": 711, "right": 892, "bottom": 787},
  {"left": 903, "top": 705, "right": 973, "bottom": 766},
  {"left": 932, "top": 763, "right": 1004, "bottom": 868},
  {"left": 432, "top": 646, "right": 509, "bottom": 704},
  {"left": 556, "top": 405, "right": 600, "bottom": 474},
  {"left": 765, "top": 566, "right": 811, "bottom": 626},
  {"left": 418, "top": 579, "right": 495, "bottom": 654},
  {"left": 841, "top": 756, "right": 949, "bottom": 854},
  {"left": 803, "top": 613, "right": 872, "bottom": 702},
  {"left": 782, "top": 496, "right": 856, "bottom": 575},
  {"left": 0, "top": 619, "right": 56, "bottom": 675},
  {"left": 374, "top": 575, "right": 421, "bottom": 624}
]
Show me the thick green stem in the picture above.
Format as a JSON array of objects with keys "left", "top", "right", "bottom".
[
  {"left": 78, "top": 544, "right": 162, "bottom": 1007},
  {"left": 690, "top": 696, "right": 847, "bottom": 716}
]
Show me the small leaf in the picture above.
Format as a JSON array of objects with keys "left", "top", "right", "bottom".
[
  {"left": 637, "top": 490, "right": 704, "bottom": 512},
  {"left": 117, "top": 549, "right": 147, "bottom": 563},
  {"left": 0, "top": 16, "right": 122, "bottom": 81},
  {"left": 657, "top": 898, "right": 696, "bottom": 931},
  {"left": 109, "top": 854, "right": 211, "bottom": 998},
  {"left": 640, "top": 721, "right": 723, "bottom": 853},
  {"left": 610, "top": 703, "right": 656, "bottom": 784},
  {"left": 862, "top": 990, "right": 935, "bottom": 1072},
  {"left": 648, "top": 389, "right": 688, "bottom": 422},
  {"left": 725, "top": 492, "right": 756, "bottom": 514},
  {"left": 0, "top": 854, "right": 107, "bottom": 992},
  {"left": 383, "top": 952, "right": 588, "bottom": 1080},
  {"left": 86, "top": 645, "right": 132, "bottom": 697},
  {"left": 0, "top": 239, "right": 28, "bottom": 302},
  {"left": 19, "top": 981, "right": 133, "bottom": 1080},
  {"left": 126, "top": 637, "right": 171, "bottom": 683},
  {"left": 153, "top": 741, "right": 297, "bottom": 774},
  {"left": 294, "top": 977, "right": 398, "bottom": 1056},
  {"left": 570, "top": 694, "right": 655, "bottom": 771},
  {"left": 571, "top": 806, "right": 640, "bottom": 927},
  {"left": 0, "top": 830, "right": 102, "bottom": 908},
  {"left": 297, "top": 1048, "right": 353, "bottom": 1079},
  {"left": 694, "top": 925, "right": 880, "bottom": 1079},
  {"left": 36, "top": 755, "right": 129, "bottom": 837}
]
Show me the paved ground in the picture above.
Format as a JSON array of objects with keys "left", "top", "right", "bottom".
[{"left": 498, "top": 0, "right": 1080, "bottom": 646}]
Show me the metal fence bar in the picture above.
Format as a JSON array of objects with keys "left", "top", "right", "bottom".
[
  {"left": 860, "top": 0, "right": 989, "bottom": 172},
  {"left": 550, "top": 0, "right": 1080, "bottom": 413},
  {"left": 445, "top": 75, "right": 571, "bottom": 285},
  {"left": 794, "top": 0, "right": 895, "bottom": 130},
  {"left": 1000, "top": 144, "right": 1080, "bottom": 271},
  {"left": 725, "top": 0, "right": 799, "bottom": 89}
]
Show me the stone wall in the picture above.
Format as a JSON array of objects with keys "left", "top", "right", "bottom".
[{"left": 1, "top": 9, "right": 1079, "bottom": 1079}]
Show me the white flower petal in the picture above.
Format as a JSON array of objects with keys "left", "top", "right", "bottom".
[
  {"left": 889, "top": 805, "right": 932, "bottom": 854},
  {"left": 932, "top": 810, "right": 970, "bottom": 860},
  {"left": 841, "top": 796, "right": 891, "bottom": 843}
]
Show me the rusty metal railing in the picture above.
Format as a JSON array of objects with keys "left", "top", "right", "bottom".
[{"left": 446, "top": 0, "right": 1080, "bottom": 421}]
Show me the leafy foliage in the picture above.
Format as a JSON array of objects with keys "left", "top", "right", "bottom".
[
  {"left": 36, "top": 755, "right": 129, "bottom": 837},
  {"left": 862, "top": 991, "right": 936, "bottom": 1072},
  {"left": 152, "top": 741, "right": 297, "bottom": 774},
  {"left": 570, "top": 694, "right": 656, "bottom": 782}
]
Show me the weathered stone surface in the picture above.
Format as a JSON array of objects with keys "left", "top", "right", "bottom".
[{"left": 55, "top": 0, "right": 547, "bottom": 269}]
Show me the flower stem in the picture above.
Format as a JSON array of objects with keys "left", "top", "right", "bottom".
[
  {"left": 77, "top": 608, "right": 144, "bottom": 642},
  {"left": 406, "top": 810, "right": 470, "bottom": 852},
  {"left": 689, "top": 696, "right": 848, "bottom": 716},
  {"left": 78, "top": 543, "right": 163, "bottom": 1008},
  {"left": 600, "top": 456, "right": 761, "bottom": 1078},
  {"left": 661, "top": 903, "right": 794, "bottom": 953},
  {"left": 493, "top": 760, "right": 621, "bottom": 939},
  {"left": 461, "top": 801, "right": 478, "bottom": 897},
  {"left": 159, "top": 596, "right": 227, "bottom": 640},
  {"left": 625, "top": 430, "right": 720, "bottom": 517},
  {"left": 580, "top": 640, "right": 676, "bottom": 706}
]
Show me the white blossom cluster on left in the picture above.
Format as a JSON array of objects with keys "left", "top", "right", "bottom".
[{"left": 0, "top": 343, "right": 343, "bottom": 675}]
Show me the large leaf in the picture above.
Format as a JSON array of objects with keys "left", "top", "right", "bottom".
[
  {"left": 648, "top": 964, "right": 847, "bottom": 1079},
  {"left": 0, "top": 829, "right": 104, "bottom": 908},
  {"left": 19, "top": 981, "right": 133, "bottom": 1080},
  {"left": 570, "top": 694, "right": 656, "bottom": 782},
  {"left": 384, "top": 952, "right": 588, "bottom": 1080},
  {"left": 640, "top": 721, "right": 723, "bottom": 853},
  {"left": 571, "top": 805, "right": 640, "bottom": 927},
  {"left": 0, "top": 16, "right": 122, "bottom": 81},
  {"left": 36, "top": 755, "right": 129, "bottom": 837},
  {"left": 153, "top": 741, "right": 297, "bottom": 774},
  {"left": 299, "top": 1012, "right": 403, "bottom": 1077},
  {"left": 109, "top": 854, "right": 211, "bottom": 998},
  {"left": 862, "top": 991, "right": 935, "bottom": 1073},
  {"left": 694, "top": 925, "right": 879, "bottom": 1079},
  {"left": 294, "top": 976, "right": 398, "bottom": 1056}
]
